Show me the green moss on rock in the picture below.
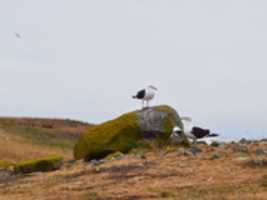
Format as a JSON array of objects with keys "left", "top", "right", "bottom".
[
  {"left": 74, "top": 112, "right": 141, "bottom": 160},
  {"left": 14, "top": 156, "right": 63, "bottom": 174},
  {"left": 74, "top": 105, "right": 183, "bottom": 160},
  {"left": 0, "top": 160, "right": 14, "bottom": 169}
]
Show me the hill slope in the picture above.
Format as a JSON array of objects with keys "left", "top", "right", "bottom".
[{"left": 0, "top": 117, "right": 93, "bottom": 161}]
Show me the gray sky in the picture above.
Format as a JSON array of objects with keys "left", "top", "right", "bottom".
[{"left": 1, "top": 0, "right": 267, "bottom": 139}]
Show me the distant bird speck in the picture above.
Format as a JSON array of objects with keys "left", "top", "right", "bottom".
[{"left": 14, "top": 32, "right": 21, "bottom": 39}]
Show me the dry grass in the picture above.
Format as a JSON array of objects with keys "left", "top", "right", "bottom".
[
  {"left": 0, "top": 117, "right": 92, "bottom": 162},
  {"left": 1, "top": 143, "right": 267, "bottom": 200}
]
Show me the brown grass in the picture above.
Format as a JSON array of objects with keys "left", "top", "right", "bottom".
[{"left": 1, "top": 143, "right": 267, "bottom": 200}]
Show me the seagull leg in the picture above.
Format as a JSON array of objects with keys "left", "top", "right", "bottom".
[{"left": 142, "top": 100, "right": 144, "bottom": 109}]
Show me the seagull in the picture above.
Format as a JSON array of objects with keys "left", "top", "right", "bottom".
[
  {"left": 14, "top": 32, "right": 21, "bottom": 39},
  {"left": 132, "top": 85, "right": 158, "bottom": 109},
  {"left": 172, "top": 117, "right": 219, "bottom": 143}
]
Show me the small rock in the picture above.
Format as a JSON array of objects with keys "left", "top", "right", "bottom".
[
  {"left": 184, "top": 147, "right": 202, "bottom": 156},
  {"left": 239, "top": 138, "right": 254, "bottom": 145},
  {"left": 248, "top": 159, "right": 267, "bottom": 167},
  {"left": 211, "top": 152, "right": 220, "bottom": 160},
  {"left": 90, "top": 159, "right": 104, "bottom": 166},
  {"left": 260, "top": 138, "right": 267, "bottom": 143},
  {"left": 0, "top": 169, "right": 15, "bottom": 182},
  {"left": 255, "top": 148, "right": 267, "bottom": 156},
  {"left": 233, "top": 144, "right": 249, "bottom": 153}
]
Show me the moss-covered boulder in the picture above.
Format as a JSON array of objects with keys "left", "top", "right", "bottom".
[
  {"left": 74, "top": 105, "right": 183, "bottom": 160},
  {"left": 14, "top": 156, "right": 63, "bottom": 174},
  {"left": 0, "top": 160, "right": 14, "bottom": 169}
]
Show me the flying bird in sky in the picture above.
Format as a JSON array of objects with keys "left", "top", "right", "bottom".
[
  {"left": 14, "top": 32, "right": 21, "bottom": 39},
  {"left": 132, "top": 85, "right": 158, "bottom": 109}
]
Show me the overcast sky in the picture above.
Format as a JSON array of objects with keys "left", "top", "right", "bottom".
[{"left": 1, "top": 0, "right": 267, "bottom": 139}]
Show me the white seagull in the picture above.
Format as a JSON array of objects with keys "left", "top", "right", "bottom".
[
  {"left": 172, "top": 117, "right": 219, "bottom": 143},
  {"left": 132, "top": 85, "right": 158, "bottom": 109}
]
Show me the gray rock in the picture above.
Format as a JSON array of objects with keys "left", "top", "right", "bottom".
[
  {"left": 137, "top": 106, "right": 183, "bottom": 138},
  {"left": 0, "top": 169, "right": 15, "bottom": 182},
  {"left": 233, "top": 144, "right": 249, "bottom": 153},
  {"left": 211, "top": 152, "right": 220, "bottom": 160},
  {"left": 184, "top": 147, "right": 202, "bottom": 156},
  {"left": 74, "top": 105, "right": 187, "bottom": 160},
  {"left": 255, "top": 148, "right": 267, "bottom": 156},
  {"left": 90, "top": 159, "right": 105, "bottom": 166},
  {"left": 239, "top": 138, "right": 255, "bottom": 145},
  {"left": 248, "top": 159, "right": 267, "bottom": 167},
  {"left": 169, "top": 132, "right": 183, "bottom": 145}
]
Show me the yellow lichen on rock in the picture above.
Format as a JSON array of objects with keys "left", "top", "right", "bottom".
[
  {"left": 74, "top": 112, "right": 141, "bottom": 160},
  {"left": 14, "top": 156, "right": 63, "bottom": 174},
  {"left": 0, "top": 160, "right": 14, "bottom": 169}
]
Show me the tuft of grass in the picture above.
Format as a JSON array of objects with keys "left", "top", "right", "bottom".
[
  {"left": 160, "top": 191, "right": 175, "bottom": 198},
  {"left": 82, "top": 191, "right": 98, "bottom": 199}
]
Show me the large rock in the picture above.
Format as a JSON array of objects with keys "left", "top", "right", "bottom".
[{"left": 74, "top": 105, "right": 183, "bottom": 160}]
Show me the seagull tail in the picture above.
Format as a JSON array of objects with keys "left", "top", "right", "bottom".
[
  {"left": 132, "top": 95, "right": 137, "bottom": 99},
  {"left": 208, "top": 133, "right": 219, "bottom": 137}
]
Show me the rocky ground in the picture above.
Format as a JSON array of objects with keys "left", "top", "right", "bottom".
[{"left": 1, "top": 140, "right": 267, "bottom": 200}]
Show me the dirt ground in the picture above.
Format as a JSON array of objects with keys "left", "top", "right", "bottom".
[{"left": 1, "top": 142, "right": 267, "bottom": 200}]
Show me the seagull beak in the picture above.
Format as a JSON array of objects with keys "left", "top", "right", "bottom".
[{"left": 152, "top": 86, "right": 158, "bottom": 91}]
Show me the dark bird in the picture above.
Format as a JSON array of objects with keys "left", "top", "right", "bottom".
[{"left": 172, "top": 117, "right": 219, "bottom": 143}]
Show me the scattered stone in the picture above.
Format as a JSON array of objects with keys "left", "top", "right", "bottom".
[
  {"left": 211, "top": 152, "right": 220, "bottom": 160},
  {"left": 170, "top": 132, "right": 183, "bottom": 145},
  {"left": 233, "top": 144, "right": 249, "bottom": 153},
  {"left": 255, "top": 148, "right": 267, "bottom": 156},
  {"left": 0, "top": 169, "right": 15, "bottom": 182},
  {"left": 90, "top": 159, "right": 105, "bottom": 166},
  {"left": 239, "top": 138, "right": 248, "bottom": 144},
  {"left": 239, "top": 138, "right": 255, "bottom": 145},
  {"left": 260, "top": 138, "right": 267, "bottom": 143},
  {"left": 184, "top": 147, "right": 202, "bottom": 156},
  {"left": 248, "top": 159, "right": 267, "bottom": 167}
]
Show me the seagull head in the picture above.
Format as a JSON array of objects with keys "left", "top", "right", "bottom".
[
  {"left": 147, "top": 85, "right": 158, "bottom": 91},
  {"left": 173, "top": 126, "right": 182, "bottom": 135}
]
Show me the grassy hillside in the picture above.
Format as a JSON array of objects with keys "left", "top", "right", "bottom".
[
  {"left": 1, "top": 142, "right": 267, "bottom": 200},
  {"left": 0, "top": 117, "right": 93, "bottom": 161}
]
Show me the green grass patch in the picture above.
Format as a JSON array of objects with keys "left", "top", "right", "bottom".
[{"left": 0, "top": 124, "right": 76, "bottom": 149}]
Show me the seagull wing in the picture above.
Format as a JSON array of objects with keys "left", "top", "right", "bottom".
[{"left": 180, "top": 116, "right": 193, "bottom": 133}]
